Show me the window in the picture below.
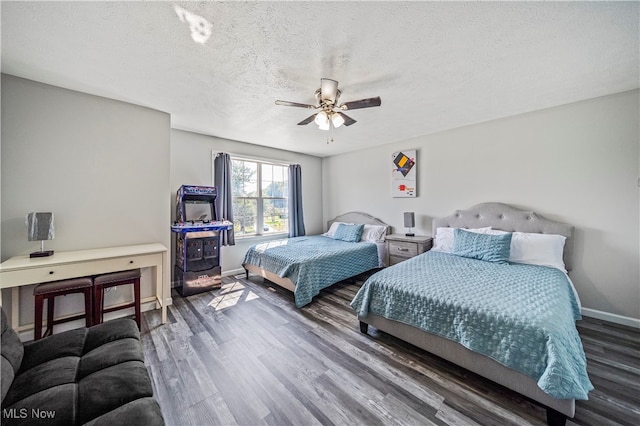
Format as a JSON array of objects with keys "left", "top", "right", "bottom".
[{"left": 231, "top": 158, "right": 288, "bottom": 237}]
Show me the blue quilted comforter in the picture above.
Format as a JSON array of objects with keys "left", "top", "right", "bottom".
[
  {"left": 350, "top": 251, "right": 593, "bottom": 400},
  {"left": 243, "top": 236, "right": 379, "bottom": 308}
]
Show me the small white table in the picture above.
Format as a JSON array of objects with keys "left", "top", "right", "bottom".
[{"left": 0, "top": 243, "right": 169, "bottom": 330}]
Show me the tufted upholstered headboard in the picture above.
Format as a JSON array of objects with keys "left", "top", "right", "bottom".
[{"left": 432, "top": 202, "right": 574, "bottom": 271}]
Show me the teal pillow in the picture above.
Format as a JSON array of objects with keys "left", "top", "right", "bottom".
[
  {"left": 452, "top": 228, "right": 512, "bottom": 264},
  {"left": 332, "top": 223, "right": 364, "bottom": 242}
]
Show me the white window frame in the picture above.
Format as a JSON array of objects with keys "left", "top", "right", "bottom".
[{"left": 212, "top": 152, "right": 290, "bottom": 239}]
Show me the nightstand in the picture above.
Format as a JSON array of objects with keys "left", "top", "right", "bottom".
[{"left": 386, "top": 234, "right": 433, "bottom": 266}]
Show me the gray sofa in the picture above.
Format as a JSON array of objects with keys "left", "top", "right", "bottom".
[{"left": 1, "top": 307, "right": 164, "bottom": 425}]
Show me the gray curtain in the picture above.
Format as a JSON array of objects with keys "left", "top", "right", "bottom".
[
  {"left": 288, "top": 164, "right": 306, "bottom": 237},
  {"left": 214, "top": 153, "right": 235, "bottom": 246}
]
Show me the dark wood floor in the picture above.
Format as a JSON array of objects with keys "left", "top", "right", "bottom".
[{"left": 140, "top": 275, "right": 640, "bottom": 426}]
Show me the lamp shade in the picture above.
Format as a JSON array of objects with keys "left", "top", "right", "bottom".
[
  {"left": 26, "top": 212, "right": 54, "bottom": 241},
  {"left": 318, "top": 120, "right": 330, "bottom": 131},
  {"left": 314, "top": 111, "right": 331, "bottom": 130},
  {"left": 314, "top": 111, "right": 328, "bottom": 126},
  {"left": 331, "top": 112, "right": 345, "bottom": 128},
  {"left": 403, "top": 212, "right": 415, "bottom": 228}
]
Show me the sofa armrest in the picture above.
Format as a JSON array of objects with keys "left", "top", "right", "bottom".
[{"left": 1, "top": 307, "right": 24, "bottom": 403}]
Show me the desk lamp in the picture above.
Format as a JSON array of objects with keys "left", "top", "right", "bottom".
[{"left": 27, "top": 212, "right": 55, "bottom": 258}]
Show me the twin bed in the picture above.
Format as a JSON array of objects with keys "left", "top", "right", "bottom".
[{"left": 242, "top": 203, "right": 592, "bottom": 425}]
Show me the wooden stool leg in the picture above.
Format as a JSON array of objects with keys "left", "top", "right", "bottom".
[
  {"left": 94, "top": 285, "right": 104, "bottom": 325},
  {"left": 92, "top": 285, "right": 98, "bottom": 325},
  {"left": 133, "top": 278, "right": 141, "bottom": 329},
  {"left": 46, "top": 296, "right": 55, "bottom": 337},
  {"left": 84, "top": 287, "right": 93, "bottom": 327},
  {"left": 34, "top": 294, "right": 44, "bottom": 341}
]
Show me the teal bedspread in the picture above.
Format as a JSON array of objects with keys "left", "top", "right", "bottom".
[
  {"left": 350, "top": 251, "right": 593, "bottom": 400},
  {"left": 243, "top": 236, "right": 379, "bottom": 308}
]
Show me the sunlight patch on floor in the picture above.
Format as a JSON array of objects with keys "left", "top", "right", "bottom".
[
  {"left": 207, "top": 280, "right": 259, "bottom": 311},
  {"left": 220, "top": 281, "right": 245, "bottom": 294}
]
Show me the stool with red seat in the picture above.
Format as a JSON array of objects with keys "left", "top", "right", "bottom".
[
  {"left": 33, "top": 277, "right": 93, "bottom": 340},
  {"left": 93, "top": 269, "right": 141, "bottom": 328}
]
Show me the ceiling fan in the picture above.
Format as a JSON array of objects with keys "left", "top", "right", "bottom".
[{"left": 275, "top": 78, "right": 381, "bottom": 130}]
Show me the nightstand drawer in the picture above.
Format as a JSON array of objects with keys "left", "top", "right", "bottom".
[
  {"left": 389, "top": 255, "right": 409, "bottom": 266},
  {"left": 385, "top": 234, "right": 432, "bottom": 267},
  {"left": 388, "top": 241, "right": 418, "bottom": 258}
]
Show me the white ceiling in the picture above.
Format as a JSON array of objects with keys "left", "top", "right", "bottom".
[{"left": 2, "top": 1, "right": 638, "bottom": 157}]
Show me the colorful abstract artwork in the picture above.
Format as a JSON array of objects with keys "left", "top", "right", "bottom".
[{"left": 391, "top": 150, "right": 416, "bottom": 197}]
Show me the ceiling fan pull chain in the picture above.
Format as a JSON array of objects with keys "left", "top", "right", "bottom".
[{"left": 327, "top": 120, "right": 335, "bottom": 144}]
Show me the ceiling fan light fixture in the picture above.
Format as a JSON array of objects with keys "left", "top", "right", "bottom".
[
  {"left": 331, "top": 112, "right": 344, "bottom": 128},
  {"left": 314, "top": 110, "right": 327, "bottom": 125},
  {"left": 276, "top": 79, "right": 381, "bottom": 134},
  {"left": 315, "top": 111, "right": 330, "bottom": 130},
  {"left": 318, "top": 119, "right": 330, "bottom": 131}
]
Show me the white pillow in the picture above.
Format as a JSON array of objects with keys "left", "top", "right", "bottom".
[
  {"left": 323, "top": 221, "right": 351, "bottom": 237},
  {"left": 509, "top": 232, "right": 567, "bottom": 272},
  {"left": 432, "top": 227, "right": 493, "bottom": 253},
  {"left": 360, "top": 224, "right": 387, "bottom": 242}
]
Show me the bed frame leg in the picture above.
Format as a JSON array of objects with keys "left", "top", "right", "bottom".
[
  {"left": 546, "top": 408, "right": 566, "bottom": 426},
  {"left": 359, "top": 321, "right": 368, "bottom": 334},
  {"left": 244, "top": 268, "right": 249, "bottom": 279}
]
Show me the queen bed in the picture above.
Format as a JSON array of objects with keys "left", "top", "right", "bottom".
[
  {"left": 243, "top": 211, "right": 389, "bottom": 308},
  {"left": 350, "top": 203, "right": 593, "bottom": 425}
]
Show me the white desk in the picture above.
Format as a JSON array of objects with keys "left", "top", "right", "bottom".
[{"left": 0, "top": 243, "right": 169, "bottom": 329}]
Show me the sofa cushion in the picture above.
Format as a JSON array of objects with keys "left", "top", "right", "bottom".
[
  {"left": 83, "top": 397, "right": 164, "bottom": 426},
  {"left": 2, "top": 383, "right": 77, "bottom": 426},
  {"left": 82, "top": 318, "right": 139, "bottom": 354},
  {"left": 79, "top": 338, "right": 145, "bottom": 378},
  {"left": 1, "top": 308, "right": 24, "bottom": 402},
  {"left": 19, "top": 328, "right": 86, "bottom": 373},
  {"left": 3, "top": 356, "right": 79, "bottom": 408},
  {"left": 78, "top": 360, "right": 154, "bottom": 424}
]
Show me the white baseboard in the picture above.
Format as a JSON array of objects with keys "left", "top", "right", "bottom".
[
  {"left": 223, "top": 268, "right": 246, "bottom": 277},
  {"left": 17, "top": 299, "right": 159, "bottom": 342},
  {"left": 581, "top": 307, "right": 640, "bottom": 329}
]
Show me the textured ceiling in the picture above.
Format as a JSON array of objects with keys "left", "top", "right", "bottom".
[{"left": 2, "top": 1, "right": 638, "bottom": 157}]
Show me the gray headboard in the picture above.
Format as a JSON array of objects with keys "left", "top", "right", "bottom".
[
  {"left": 432, "top": 202, "right": 574, "bottom": 271},
  {"left": 327, "top": 211, "right": 391, "bottom": 235}
]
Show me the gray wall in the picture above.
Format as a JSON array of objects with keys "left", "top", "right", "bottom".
[
  {"left": 322, "top": 90, "right": 640, "bottom": 321},
  {"left": 1, "top": 75, "right": 171, "bottom": 326},
  {"left": 2, "top": 73, "right": 637, "bottom": 325},
  {"left": 170, "top": 129, "right": 323, "bottom": 278}
]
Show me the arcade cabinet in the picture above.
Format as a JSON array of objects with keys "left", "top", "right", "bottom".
[{"left": 171, "top": 185, "right": 233, "bottom": 296}]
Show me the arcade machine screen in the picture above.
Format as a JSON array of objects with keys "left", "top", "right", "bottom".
[{"left": 184, "top": 201, "right": 212, "bottom": 222}]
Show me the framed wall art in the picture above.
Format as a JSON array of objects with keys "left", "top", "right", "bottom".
[{"left": 391, "top": 150, "right": 416, "bottom": 197}]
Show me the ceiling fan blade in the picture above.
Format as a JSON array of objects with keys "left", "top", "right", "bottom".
[
  {"left": 275, "top": 100, "right": 317, "bottom": 109},
  {"left": 336, "top": 112, "right": 357, "bottom": 126},
  {"left": 339, "top": 96, "right": 381, "bottom": 110},
  {"left": 320, "top": 78, "right": 339, "bottom": 103},
  {"left": 297, "top": 114, "right": 317, "bottom": 125}
]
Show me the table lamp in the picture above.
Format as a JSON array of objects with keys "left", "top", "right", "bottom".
[
  {"left": 404, "top": 212, "right": 415, "bottom": 237},
  {"left": 27, "top": 212, "right": 55, "bottom": 258}
]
